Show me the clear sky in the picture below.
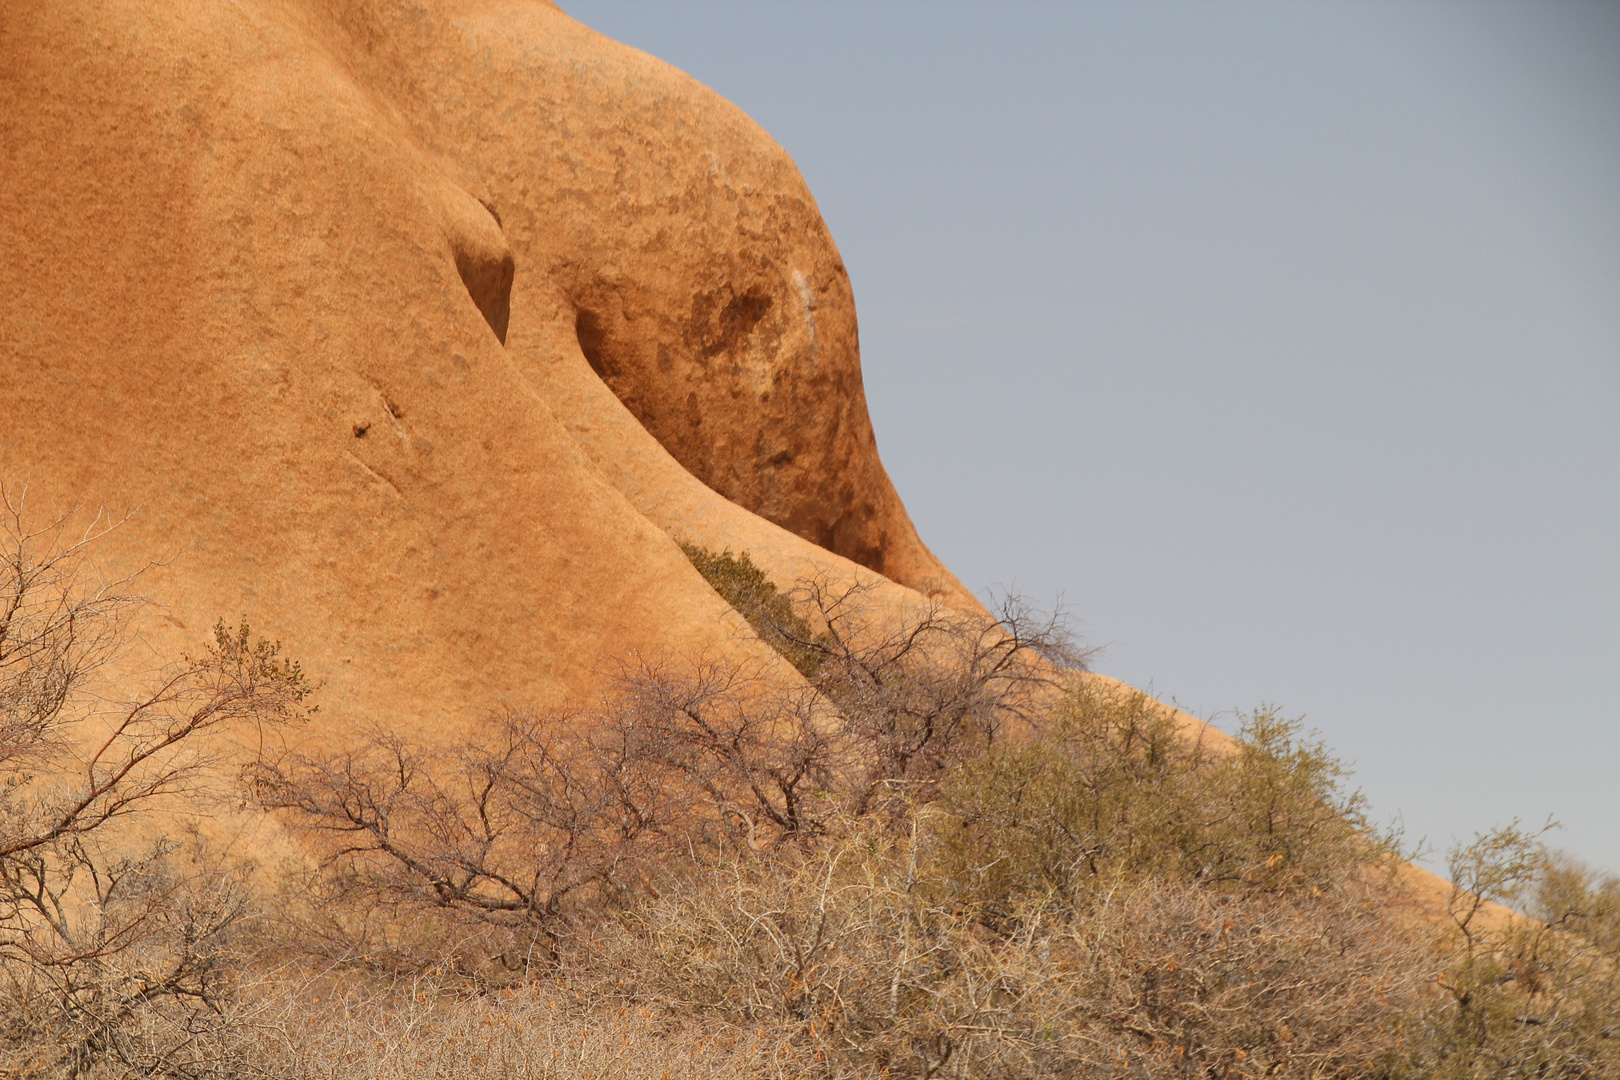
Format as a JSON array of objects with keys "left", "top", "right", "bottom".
[{"left": 560, "top": 1, "right": 1620, "bottom": 874}]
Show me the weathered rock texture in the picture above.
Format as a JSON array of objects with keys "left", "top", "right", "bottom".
[{"left": 0, "top": 0, "right": 975, "bottom": 733}]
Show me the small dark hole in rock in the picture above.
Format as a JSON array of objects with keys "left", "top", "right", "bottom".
[
  {"left": 354, "top": 423, "right": 370, "bottom": 438},
  {"left": 455, "top": 249, "right": 514, "bottom": 345},
  {"left": 575, "top": 309, "right": 608, "bottom": 378}
]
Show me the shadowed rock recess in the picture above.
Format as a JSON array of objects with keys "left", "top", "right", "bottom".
[{"left": 0, "top": 0, "right": 977, "bottom": 733}]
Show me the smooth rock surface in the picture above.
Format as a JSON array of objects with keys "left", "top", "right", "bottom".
[{"left": 0, "top": 0, "right": 974, "bottom": 733}]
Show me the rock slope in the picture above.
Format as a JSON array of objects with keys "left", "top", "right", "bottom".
[{"left": 0, "top": 0, "right": 974, "bottom": 733}]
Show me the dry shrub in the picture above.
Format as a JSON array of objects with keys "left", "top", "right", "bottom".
[
  {"left": 596, "top": 682, "right": 1434, "bottom": 1079},
  {"left": 247, "top": 569, "right": 1079, "bottom": 979},
  {"left": 937, "top": 681, "right": 1397, "bottom": 911},
  {"left": 0, "top": 485, "right": 310, "bottom": 1078},
  {"left": 603, "top": 657, "right": 844, "bottom": 844},
  {"left": 791, "top": 581, "right": 1086, "bottom": 815},
  {"left": 248, "top": 706, "right": 696, "bottom": 979},
  {"left": 610, "top": 830, "right": 1429, "bottom": 1078},
  {"left": 678, "top": 549, "right": 1087, "bottom": 815},
  {"left": 244, "top": 559, "right": 1453, "bottom": 1078},
  {"left": 1391, "top": 825, "right": 1620, "bottom": 1079}
]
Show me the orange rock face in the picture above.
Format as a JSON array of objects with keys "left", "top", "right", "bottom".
[{"left": 0, "top": 0, "right": 973, "bottom": 731}]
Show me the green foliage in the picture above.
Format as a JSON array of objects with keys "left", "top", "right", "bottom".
[
  {"left": 1538, "top": 850, "right": 1620, "bottom": 958},
  {"left": 938, "top": 682, "right": 1389, "bottom": 914},
  {"left": 207, "top": 616, "right": 316, "bottom": 716},
  {"left": 679, "top": 544, "right": 825, "bottom": 676},
  {"left": 1388, "top": 823, "right": 1620, "bottom": 1079}
]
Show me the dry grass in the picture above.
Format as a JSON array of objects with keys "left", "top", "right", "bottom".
[{"left": 187, "top": 976, "right": 807, "bottom": 1080}]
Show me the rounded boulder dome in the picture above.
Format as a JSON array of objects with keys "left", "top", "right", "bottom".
[{"left": 0, "top": 0, "right": 974, "bottom": 730}]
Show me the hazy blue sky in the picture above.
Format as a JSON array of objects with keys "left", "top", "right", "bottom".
[{"left": 561, "top": 1, "right": 1620, "bottom": 874}]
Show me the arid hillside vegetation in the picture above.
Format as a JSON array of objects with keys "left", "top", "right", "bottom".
[
  {"left": 3, "top": 504, "right": 1616, "bottom": 1080},
  {"left": 7, "top": 3, "right": 1613, "bottom": 1076}
]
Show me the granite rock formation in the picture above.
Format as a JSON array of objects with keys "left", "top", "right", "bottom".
[{"left": 0, "top": 0, "right": 974, "bottom": 733}]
